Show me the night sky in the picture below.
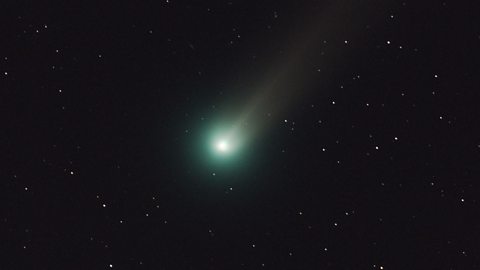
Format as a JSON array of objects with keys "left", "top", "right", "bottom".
[{"left": 3, "top": 1, "right": 480, "bottom": 269}]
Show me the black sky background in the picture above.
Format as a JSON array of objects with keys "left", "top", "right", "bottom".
[{"left": 2, "top": 1, "right": 480, "bottom": 269}]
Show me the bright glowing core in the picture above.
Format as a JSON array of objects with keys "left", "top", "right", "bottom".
[
  {"left": 208, "top": 125, "right": 244, "bottom": 159},
  {"left": 215, "top": 140, "right": 230, "bottom": 153}
]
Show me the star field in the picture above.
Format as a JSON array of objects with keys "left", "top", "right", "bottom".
[{"left": 3, "top": 1, "right": 480, "bottom": 269}]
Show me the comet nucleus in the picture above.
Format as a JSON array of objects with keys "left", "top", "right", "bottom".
[{"left": 215, "top": 139, "right": 230, "bottom": 153}]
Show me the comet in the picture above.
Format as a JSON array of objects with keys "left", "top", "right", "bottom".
[{"left": 196, "top": 0, "right": 391, "bottom": 168}]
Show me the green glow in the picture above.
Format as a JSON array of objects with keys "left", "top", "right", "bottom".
[
  {"left": 208, "top": 125, "right": 244, "bottom": 161},
  {"left": 214, "top": 139, "right": 230, "bottom": 153},
  {"left": 183, "top": 112, "right": 262, "bottom": 181}
]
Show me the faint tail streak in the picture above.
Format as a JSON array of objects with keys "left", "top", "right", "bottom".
[{"left": 225, "top": 0, "right": 392, "bottom": 141}]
